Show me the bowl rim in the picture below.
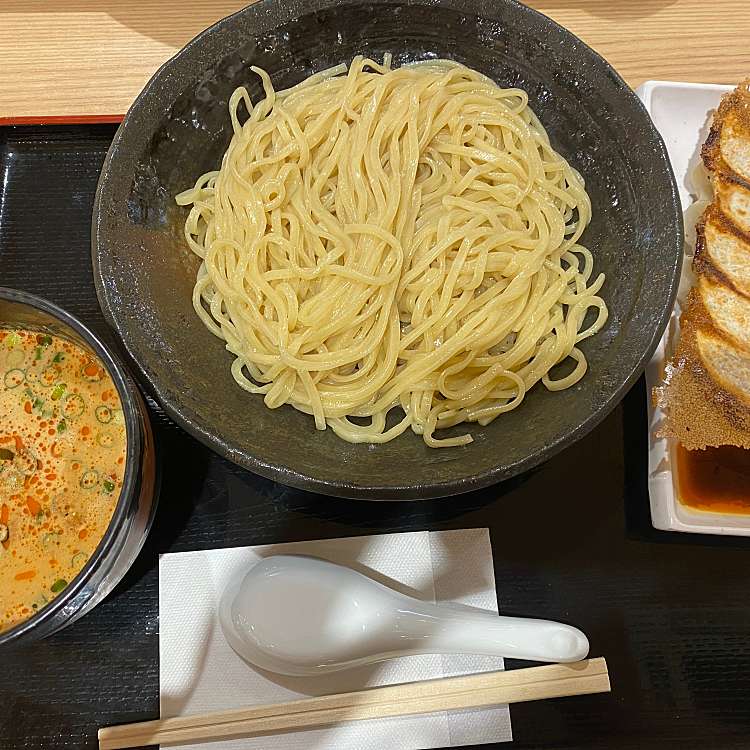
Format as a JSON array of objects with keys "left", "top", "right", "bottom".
[
  {"left": 92, "top": 0, "right": 683, "bottom": 500},
  {"left": 0, "top": 287, "right": 146, "bottom": 643}
]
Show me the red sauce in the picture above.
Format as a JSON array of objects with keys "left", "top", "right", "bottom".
[{"left": 676, "top": 443, "right": 750, "bottom": 515}]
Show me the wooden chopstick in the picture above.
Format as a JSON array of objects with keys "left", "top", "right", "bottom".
[{"left": 99, "top": 658, "right": 609, "bottom": 749}]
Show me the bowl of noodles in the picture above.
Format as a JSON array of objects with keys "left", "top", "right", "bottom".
[{"left": 93, "top": 0, "right": 682, "bottom": 499}]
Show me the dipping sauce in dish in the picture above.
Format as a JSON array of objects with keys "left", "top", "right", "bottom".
[
  {"left": 0, "top": 329, "right": 126, "bottom": 632},
  {"left": 676, "top": 443, "right": 750, "bottom": 515}
]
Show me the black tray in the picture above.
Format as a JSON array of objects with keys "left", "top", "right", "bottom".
[{"left": 1, "top": 125, "right": 749, "bottom": 750}]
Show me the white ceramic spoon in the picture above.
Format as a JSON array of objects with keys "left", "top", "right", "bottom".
[{"left": 219, "top": 555, "right": 589, "bottom": 677}]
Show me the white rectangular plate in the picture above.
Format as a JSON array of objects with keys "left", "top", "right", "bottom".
[{"left": 636, "top": 80, "right": 750, "bottom": 536}]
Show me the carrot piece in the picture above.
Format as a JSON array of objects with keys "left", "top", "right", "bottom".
[
  {"left": 83, "top": 362, "right": 99, "bottom": 377},
  {"left": 13, "top": 435, "right": 24, "bottom": 452},
  {"left": 23, "top": 401, "right": 32, "bottom": 414},
  {"left": 26, "top": 497, "right": 42, "bottom": 516},
  {"left": 78, "top": 528, "right": 88, "bottom": 540},
  {"left": 1, "top": 502, "right": 9, "bottom": 550},
  {"left": 14, "top": 570, "right": 36, "bottom": 581}
]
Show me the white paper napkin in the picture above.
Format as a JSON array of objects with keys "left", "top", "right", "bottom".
[{"left": 159, "top": 528, "right": 512, "bottom": 749}]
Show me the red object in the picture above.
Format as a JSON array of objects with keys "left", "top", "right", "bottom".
[{"left": 0, "top": 114, "right": 124, "bottom": 126}]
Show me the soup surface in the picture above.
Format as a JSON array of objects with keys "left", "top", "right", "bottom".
[{"left": 0, "top": 329, "right": 126, "bottom": 632}]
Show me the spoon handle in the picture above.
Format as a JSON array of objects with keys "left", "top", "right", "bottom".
[{"left": 396, "top": 606, "right": 590, "bottom": 663}]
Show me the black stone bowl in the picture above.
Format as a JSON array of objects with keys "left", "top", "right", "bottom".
[{"left": 92, "top": 0, "right": 682, "bottom": 499}]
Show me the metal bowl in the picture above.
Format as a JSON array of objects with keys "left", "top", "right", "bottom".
[
  {"left": 0, "top": 288, "right": 157, "bottom": 644},
  {"left": 92, "top": 0, "right": 682, "bottom": 499}
]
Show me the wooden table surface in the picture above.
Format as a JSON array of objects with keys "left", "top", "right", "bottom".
[{"left": 1, "top": 0, "right": 748, "bottom": 123}]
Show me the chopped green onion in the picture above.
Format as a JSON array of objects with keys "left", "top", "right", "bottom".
[
  {"left": 4, "top": 369, "right": 25, "bottom": 389},
  {"left": 71, "top": 552, "right": 87, "bottom": 569},
  {"left": 39, "top": 335, "right": 52, "bottom": 346},
  {"left": 96, "top": 432, "right": 113, "bottom": 448},
  {"left": 96, "top": 432, "right": 111, "bottom": 446},
  {"left": 50, "top": 579, "right": 67, "bottom": 593},
  {"left": 80, "top": 470, "right": 99, "bottom": 490},
  {"left": 51, "top": 382, "right": 66, "bottom": 401},
  {"left": 35, "top": 510, "right": 44, "bottom": 523},
  {"left": 52, "top": 352, "right": 64, "bottom": 363},
  {"left": 32, "top": 397, "right": 45, "bottom": 412},
  {"left": 57, "top": 419, "right": 67, "bottom": 433},
  {"left": 62, "top": 393, "right": 85, "bottom": 418},
  {"left": 34, "top": 346, "right": 42, "bottom": 361},
  {"left": 95, "top": 405, "right": 113, "bottom": 424},
  {"left": 6, "top": 332, "right": 20, "bottom": 349},
  {"left": 102, "top": 479, "right": 115, "bottom": 493}
]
